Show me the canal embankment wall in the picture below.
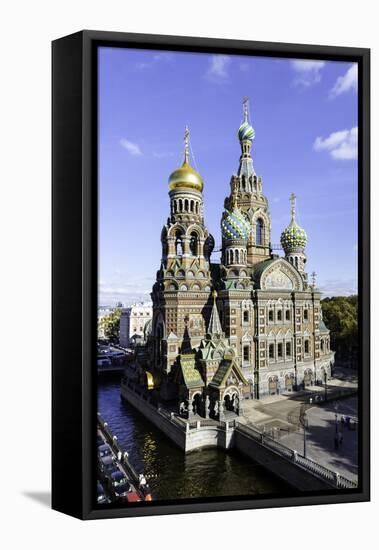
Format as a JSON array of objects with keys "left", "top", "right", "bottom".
[{"left": 121, "top": 380, "right": 357, "bottom": 491}]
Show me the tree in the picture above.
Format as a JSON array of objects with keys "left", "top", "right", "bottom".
[
  {"left": 98, "top": 307, "right": 122, "bottom": 342},
  {"left": 321, "top": 295, "right": 358, "bottom": 365}
]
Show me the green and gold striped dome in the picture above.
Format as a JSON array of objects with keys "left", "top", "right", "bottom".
[
  {"left": 281, "top": 193, "right": 307, "bottom": 251},
  {"left": 280, "top": 220, "right": 307, "bottom": 251}
]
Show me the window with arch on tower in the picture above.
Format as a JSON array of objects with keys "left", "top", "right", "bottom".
[
  {"left": 189, "top": 232, "right": 198, "bottom": 256},
  {"left": 175, "top": 233, "right": 184, "bottom": 256},
  {"left": 256, "top": 218, "right": 264, "bottom": 246}
]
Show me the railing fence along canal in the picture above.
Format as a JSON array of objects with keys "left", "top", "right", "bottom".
[
  {"left": 121, "top": 377, "right": 357, "bottom": 490},
  {"left": 236, "top": 423, "right": 358, "bottom": 489}
]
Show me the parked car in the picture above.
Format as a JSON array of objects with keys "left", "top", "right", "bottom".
[
  {"left": 109, "top": 470, "right": 129, "bottom": 489},
  {"left": 99, "top": 455, "right": 118, "bottom": 476},
  {"left": 97, "top": 482, "right": 107, "bottom": 504},
  {"left": 125, "top": 491, "right": 141, "bottom": 503},
  {"left": 98, "top": 443, "right": 111, "bottom": 458},
  {"left": 114, "top": 482, "right": 132, "bottom": 500},
  {"left": 97, "top": 356, "right": 112, "bottom": 367}
]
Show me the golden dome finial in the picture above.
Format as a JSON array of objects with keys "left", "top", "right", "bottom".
[{"left": 168, "top": 127, "right": 204, "bottom": 192}]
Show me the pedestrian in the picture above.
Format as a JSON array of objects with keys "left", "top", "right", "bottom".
[{"left": 334, "top": 435, "right": 339, "bottom": 450}]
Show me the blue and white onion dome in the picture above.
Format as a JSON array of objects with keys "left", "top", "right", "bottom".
[
  {"left": 280, "top": 219, "right": 307, "bottom": 252},
  {"left": 221, "top": 207, "right": 251, "bottom": 241},
  {"left": 238, "top": 120, "right": 255, "bottom": 142}
]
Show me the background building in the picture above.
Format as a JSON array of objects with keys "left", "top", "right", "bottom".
[{"left": 119, "top": 302, "right": 153, "bottom": 348}]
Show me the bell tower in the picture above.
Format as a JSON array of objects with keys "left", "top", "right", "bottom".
[
  {"left": 224, "top": 98, "right": 272, "bottom": 266},
  {"left": 151, "top": 128, "right": 214, "bottom": 380}
]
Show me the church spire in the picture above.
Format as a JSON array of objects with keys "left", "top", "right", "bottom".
[
  {"left": 208, "top": 290, "right": 223, "bottom": 335},
  {"left": 237, "top": 97, "right": 255, "bottom": 177}
]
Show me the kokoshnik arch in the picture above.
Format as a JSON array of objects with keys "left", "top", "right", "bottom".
[{"left": 132, "top": 98, "right": 335, "bottom": 419}]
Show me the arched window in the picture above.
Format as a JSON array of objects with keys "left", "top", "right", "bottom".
[
  {"left": 256, "top": 219, "right": 263, "bottom": 246},
  {"left": 304, "top": 339, "right": 310, "bottom": 354},
  {"left": 175, "top": 233, "right": 184, "bottom": 256},
  {"left": 277, "top": 310, "right": 282, "bottom": 321},
  {"left": 189, "top": 232, "right": 198, "bottom": 256}
]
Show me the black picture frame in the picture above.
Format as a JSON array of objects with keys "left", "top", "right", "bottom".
[{"left": 52, "top": 30, "right": 370, "bottom": 520}]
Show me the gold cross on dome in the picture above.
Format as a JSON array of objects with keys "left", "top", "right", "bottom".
[{"left": 290, "top": 192, "right": 296, "bottom": 221}]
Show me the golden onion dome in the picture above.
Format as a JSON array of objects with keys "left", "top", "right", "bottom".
[
  {"left": 168, "top": 126, "right": 203, "bottom": 193},
  {"left": 168, "top": 160, "right": 203, "bottom": 192}
]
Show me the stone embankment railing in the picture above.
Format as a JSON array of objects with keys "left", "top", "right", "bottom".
[
  {"left": 236, "top": 423, "right": 357, "bottom": 489},
  {"left": 122, "top": 378, "right": 357, "bottom": 489}
]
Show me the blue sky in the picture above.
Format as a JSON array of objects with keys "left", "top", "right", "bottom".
[{"left": 99, "top": 47, "right": 358, "bottom": 307}]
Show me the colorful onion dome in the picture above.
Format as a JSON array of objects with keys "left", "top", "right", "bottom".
[
  {"left": 238, "top": 97, "right": 255, "bottom": 142},
  {"left": 280, "top": 221, "right": 307, "bottom": 251},
  {"left": 280, "top": 193, "right": 307, "bottom": 251},
  {"left": 168, "top": 126, "right": 203, "bottom": 193},
  {"left": 221, "top": 206, "right": 251, "bottom": 241},
  {"left": 238, "top": 120, "right": 255, "bottom": 142}
]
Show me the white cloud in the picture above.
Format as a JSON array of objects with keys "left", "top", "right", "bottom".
[
  {"left": 330, "top": 64, "right": 358, "bottom": 98},
  {"left": 120, "top": 138, "right": 142, "bottom": 156},
  {"left": 99, "top": 279, "right": 152, "bottom": 307},
  {"left": 206, "top": 55, "right": 231, "bottom": 82},
  {"left": 291, "top": 59, "right": 326, "bottom": 87},
  {"left": 313, "top": 127, "right": 358, "bottom": 160},
  {"left": 319, "top": 278, "right": 357, "bottom": 298}
]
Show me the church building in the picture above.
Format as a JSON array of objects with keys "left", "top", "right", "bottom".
[{"left": 135, "top": 100, "right": 335, "bottom": 418}]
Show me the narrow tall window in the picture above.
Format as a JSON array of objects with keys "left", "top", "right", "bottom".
[
  {"left": 277, "top": 310, "right": 282, "bottom": 321},
  {"left": 243, "top": 310, "right": 249, "bottom": 323},
  {"left": 256, "top": 218, "right": 263, "bottom": 245},
  {"left": 286, "top": 342, "right": 291, "bottom": 356},
  {"left": 189, "top": 232, "right": 198, "bottom": 256},
  {"left": 176, "top": 236, "right": 183, "bottom": 256},
  {"left": 304, "top": 309, "right": 308, "bottom": 321},
  {"left": 285, "top": 309, "right": 290, "bottom": 321},
  {"left": 278, "top": 343, "right": 283, "bottom": 358},
  {"left": 269, "top": 310, "right": 274, "bottom": 322},
  {"left": 243, "top": 345, "right": 249, "bottom": 362},
  {"left": 269, "top": 343, "right": 274, "bottom": 359},
  {"left": 305, "top": 340, "right": 310, "bottom": 354}
]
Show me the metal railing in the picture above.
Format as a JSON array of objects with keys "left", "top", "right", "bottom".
[{"left": 235, "top": 423, "right": 358, "bottom": 489}]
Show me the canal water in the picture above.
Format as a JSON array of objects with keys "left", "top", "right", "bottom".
[{"left": 98, "top": 379, "right": 291, "bottom": 501}]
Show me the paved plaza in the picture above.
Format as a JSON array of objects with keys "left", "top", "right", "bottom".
[{"left": 239, "top": 368, "right": 358, "bottom": 481}]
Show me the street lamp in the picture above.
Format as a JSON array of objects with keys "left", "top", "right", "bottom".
[
  {"left": 300, "top": 405, "right": 308, "bottom": 458},
  {"left": 334, "top": 402, "right": 339, "bottom": 449}
]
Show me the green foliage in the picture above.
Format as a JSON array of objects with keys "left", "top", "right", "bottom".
[
  {"left": 98, "top": 307, "right": 122, "bottom": 342},
  {"left": 321, "top": 295, "right": 358, "bottom": 364}
]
